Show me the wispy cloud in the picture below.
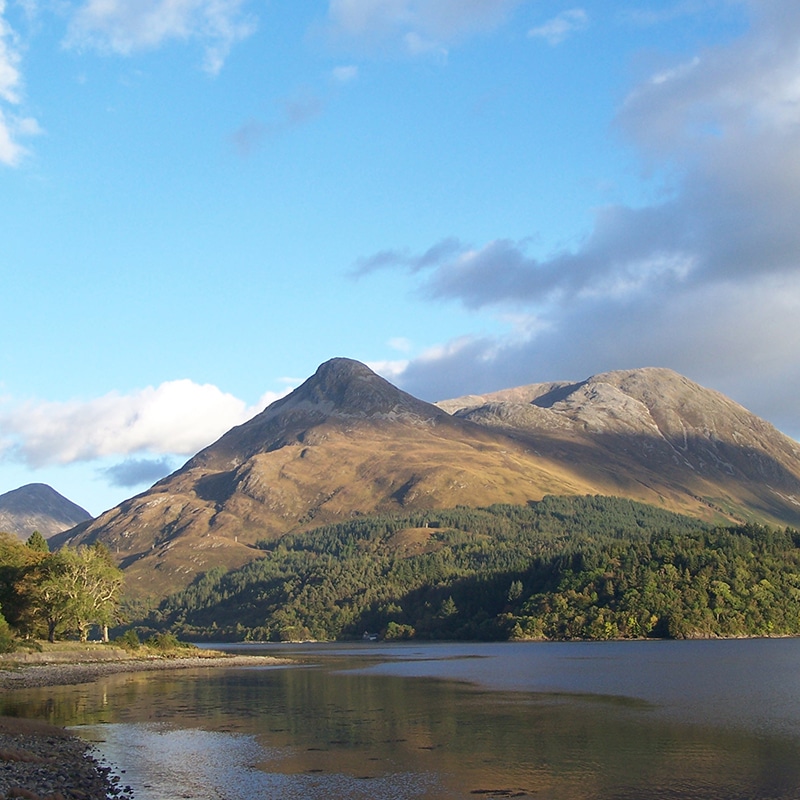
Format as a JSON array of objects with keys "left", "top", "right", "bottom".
[
  {"left": 0, "top": 379, "right": 288, "bottom": 468},
  {"left": 0, "top": 0, "right": 40, "bottom": 166},
  {"left": 362, "top": 0, "right": 800, "bottom": 436},
  {"left": 64, "top": 0, "right": 257, "bottom": 74},
  {"left": 321, "top": 0, "right": 524, "bottom": 55},
  {"left": 0, "top": 2, "right": 20, "bottom": 106},
  {"left": 231, "top": 89, "right": 325, "bottom": 156},
  {"left": 620, "top": 1, "right": 729, "bottom": 27},
  {"left": 528, "top": 9, "right": 588, "bottom": 45},
  {"left": 331, "top": 64, "right": 358, "bottom": 83},
  {"left": 351, "top": 237, "right": 464, "bottom": 276}
]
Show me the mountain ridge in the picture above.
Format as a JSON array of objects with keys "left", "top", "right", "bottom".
[{"left": 53, "top": 358, "right": 800, "bottom": 600}]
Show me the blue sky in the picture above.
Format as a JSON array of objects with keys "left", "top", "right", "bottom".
[{"left": 2, "top": 0, "right": 799, "bottom": 517}]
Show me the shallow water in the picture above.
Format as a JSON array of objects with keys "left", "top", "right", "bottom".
[{"left": 3, "top": 639, "right": 800, "bottom": 799}]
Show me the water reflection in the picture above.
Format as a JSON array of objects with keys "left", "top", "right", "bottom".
[{"left": 2, "top": 642, "right": 800, "bottom": 799}]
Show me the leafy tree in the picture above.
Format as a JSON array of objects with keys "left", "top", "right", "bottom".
[
  {"left": 78, "top": 544, "right": 124, "bottom": 642},
  {"left": 0, "top": 532, "right": 48, "bottom": 632},
  {"left": 18, "top": 550, "right": 77, "bottom": 642},
  {"left": 16, "top": 545, "right": 124, "bottom": 642}
]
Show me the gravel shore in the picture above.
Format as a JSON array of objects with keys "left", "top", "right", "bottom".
[
  {"left": 0, "top": 653, "right": 286, "bottom": 691},
  {"left": 0, "top": 652, "right": 287, "bottom": 799},
  {"left": 0, "top": 715, "right": 132, "bottom": 800}
]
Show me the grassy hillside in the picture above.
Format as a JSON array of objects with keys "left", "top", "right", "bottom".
[{"left": 139, "top": 495, "right": 800, "bottom": 642}]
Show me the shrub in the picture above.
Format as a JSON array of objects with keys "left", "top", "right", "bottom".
[
  {"left": 145, "top": 632, "right": 192, "bottom": 652},
  {"left": 384, "top": 622, "right": 415, "bottom": 640},
  {"left": 115, "top": 629, "right": 141, "bottom": 651}
]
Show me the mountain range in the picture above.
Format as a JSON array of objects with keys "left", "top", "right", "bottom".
[
  {"left": 53, "top": 358, "right": 800, "bottom": 600},
  {"left": 0, "top": 483, "right": 92, "bottom": 541}
]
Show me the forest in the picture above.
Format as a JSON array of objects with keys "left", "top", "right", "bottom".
[
  {"left": 0, "top": 531, "right": 123, "bottom": 650},
  {"left": 147, "top": 495, "right": 800, "bottom": 642}
]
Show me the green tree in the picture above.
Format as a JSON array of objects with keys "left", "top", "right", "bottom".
[
  {"left": 60, "top": 544, "right": 124, "bottom": 642},
  {"left": 25, "top": 531, "right": 49, "bottom": 553},
  {"left": 18, "top": 545, "right": 124, "bottom": 642},
  {"left": 19, "top": 550, "right": 76, "bottom": 642},
  {"left": 0, "top": 611, "right": 15, "bottom": 653},
  {"left": 0, "top": 532, "right": 48, "bottom": 633},
  {"left": 507, "top": 580, "right": 524, "bottom": 603}
]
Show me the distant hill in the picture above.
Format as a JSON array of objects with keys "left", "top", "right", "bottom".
[
  {"left": 0, "top": 483, "right": 92, "bottom": 541},
  {"left": 54, "top": 358, "right": 800, "bottom": 601}
]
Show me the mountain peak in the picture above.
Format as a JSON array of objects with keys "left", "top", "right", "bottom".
[
  {"left": 183, "top": 358, "right": 449, "bottom": 473},
  {"left": 0, "top": 483, "right": 92, "bottom": 540},
  {"left": 268, "top": 357, "right": 444, "bottom": 422}
]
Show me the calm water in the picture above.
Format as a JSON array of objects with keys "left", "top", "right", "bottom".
[{"left": 3, "top": 639, "right": 800, "bottom": 799}]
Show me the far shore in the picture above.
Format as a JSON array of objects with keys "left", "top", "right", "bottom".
[{"left": 0, "top": 643, "right": 290, "bottom": 691}]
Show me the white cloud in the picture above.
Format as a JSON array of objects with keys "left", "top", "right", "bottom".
[
  {"left": 322, "top": 0, "right": 524, "bottom": 54},
  {"left": 0, "top": 4, "right": 21, "bottom": 105},
  {"left": 367, "top": 358, "right": 410, "bottom": 383},
  {"left": 64, "top": 0, "right": 256, "bottom": 74},
  {"left": 528, "top": 8, "right": 588, "bottom": 45},
  {"left": 0, "top": 379, "right": 285, "bottom": 468},
  {"left": 0, "top": 109, "right": 24, "bottom": 165},
  {"left": 0, "top": 0, "right": 40, "bottom": 166}
]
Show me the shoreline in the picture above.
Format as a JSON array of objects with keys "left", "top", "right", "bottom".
[
  {"left": 0, "top": 650, "right": 288, "bottom": 799},
  {"left": 0, "top": 652, "right": 288, "bottom": 691},
  {"left": 0, "top": 715, "right": 129, "bottom": 800}
]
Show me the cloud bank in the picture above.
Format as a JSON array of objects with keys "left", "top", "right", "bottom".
[
  {"left": 0, "top": 380, "right": 286, "bottom": 468},
  {"left": 362, "top": 0, "right": 800, "bottom": 436}
]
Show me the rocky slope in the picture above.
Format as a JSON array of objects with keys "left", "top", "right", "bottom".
[
  {"left": 55, "top": 359, "right": 800, "bottom": 600},
  {"left": 438, "top": 367, "right": 800, "bottom": 523},
  {"left": 0, "top": 483, "right": 92, "bottom": 540}
]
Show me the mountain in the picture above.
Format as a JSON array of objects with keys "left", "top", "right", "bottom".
[
  {"left": 55, "top": 358, "right": 800, "bottom": 600},
  {"left": 0, "top": 483, "right": 92, "bottom": 541},
  {"left": 438, "top": 367, "right": 800, "bottom": 524}
]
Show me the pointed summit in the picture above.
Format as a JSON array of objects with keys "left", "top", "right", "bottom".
[
  {"left": 269, "top": 357, "right": 446, "bottom": 421},
  {"left": 0, "top": 483, "right": 92, "bottom": 540},
  {"left": 185, "top": 358, "right": 449, "bottom": 472}
]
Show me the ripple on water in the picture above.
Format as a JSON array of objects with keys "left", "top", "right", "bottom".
[{"left": 78, "top": 722, "right": 444, "bottom": 800}]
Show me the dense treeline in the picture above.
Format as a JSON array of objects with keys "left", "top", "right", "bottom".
[
  {"left": 146, "top": 495, "right": 800, "bottom": 642},
  {"left": 0, "top": 531, "right": 123, "bottom": 650}
]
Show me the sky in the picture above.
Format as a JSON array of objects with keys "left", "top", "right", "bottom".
[{"left": 2, "top": 0, "right": 800, "bottom": 517}]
